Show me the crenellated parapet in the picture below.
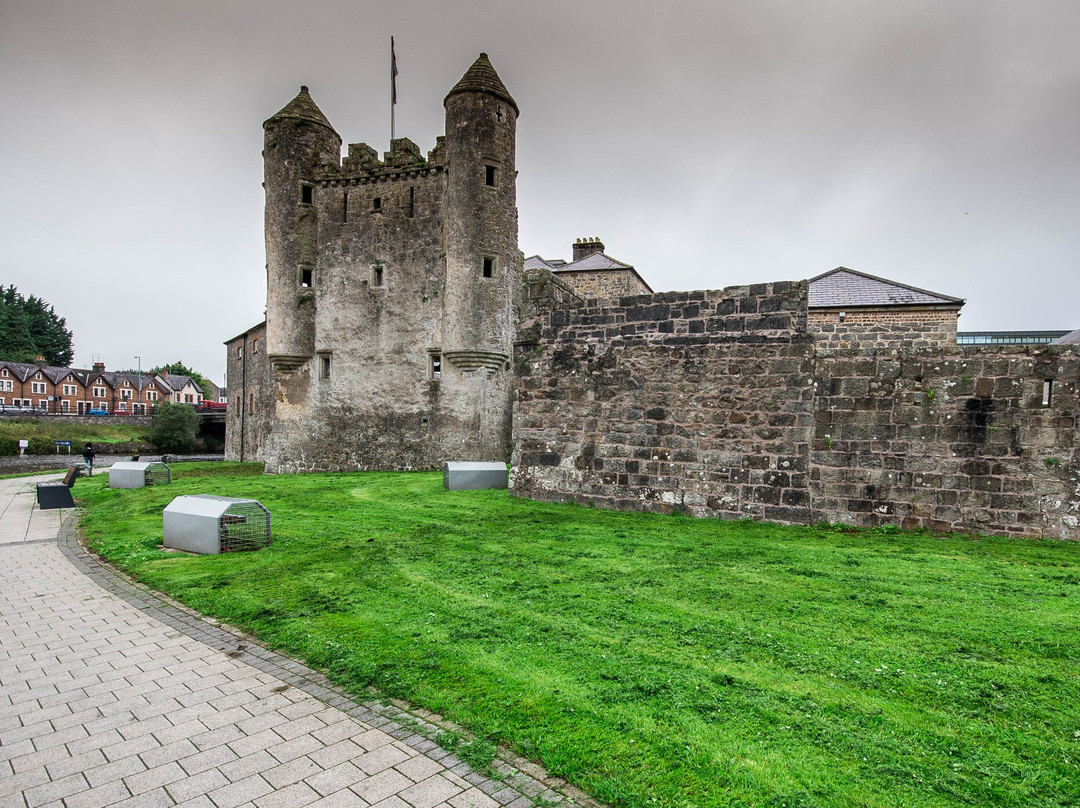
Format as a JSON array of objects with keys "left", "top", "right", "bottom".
[{"left": 321, "top": 136, "right": 445, "bottom": 189}]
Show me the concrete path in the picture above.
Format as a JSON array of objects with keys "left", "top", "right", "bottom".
[{"left": 0, "top": 477, "right": 581, "bottom": 808}]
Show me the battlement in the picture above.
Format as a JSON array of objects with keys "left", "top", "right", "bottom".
[{"left": 318, "top": 136, "right": 446, "bottom": 186}]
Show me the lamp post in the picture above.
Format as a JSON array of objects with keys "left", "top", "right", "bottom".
[{"left": 135, "top": 356, "right": 142, "bottom": 415}]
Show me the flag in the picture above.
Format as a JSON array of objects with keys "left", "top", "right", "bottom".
[{"left": 391, "top": 37, "right": 398, "bottom": 106}]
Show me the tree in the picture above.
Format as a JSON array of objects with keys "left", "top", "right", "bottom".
[
  {"left": 152, "top": 362, "right": 210, "bottom": 394},
  {"left": 150, "top": 402, "right": 200, "bottom": 452},
  {"left": 0, "top": 285, "right": 74, "bottom": 365}
]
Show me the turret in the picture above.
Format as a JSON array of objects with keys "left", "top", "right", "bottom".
[
  {"left": 441, "top": 54, "right": 520, "bottom": 371},
  {"left": 263, "top": 86, "right": 341, "bottom": 373}
]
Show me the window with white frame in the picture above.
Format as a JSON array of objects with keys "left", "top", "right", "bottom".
[
  {"left": 61, "top": 400, "right": 70, "bottom": 412},
  {"left": 117, "top": 401, "right": 127, "bottom": 412},
  {"left": 62, "top": 384, "right": 77, "bottom": 396},
  {"left": 147, "top": 390, "right": 158, "bottom": 401},
  {"left": 31, "top": 382, "right": 46, "bottom": 394},
  {"left": 120, "top": 388, "right": 132, "bottom": 400},
  {"left": 1, "top": 380, "right": 11, "bottom": 392},
  {"left": 38, "top": 400, "right": 48, "bottom": 410},
  {"left": 93, "top": 386, "right": 106, "bottom": 398}
]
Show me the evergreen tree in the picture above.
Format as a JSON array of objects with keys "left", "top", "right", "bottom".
[{"left": 0, "top": 285, "right": 74, "bottom": 365}]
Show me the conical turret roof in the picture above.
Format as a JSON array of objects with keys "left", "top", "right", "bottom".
[
  {"left": 264, "top": 85, "right": 339, "bottom": 134},
  {"left": 444, "top": 53, "right": 518, "bottom": 116}
]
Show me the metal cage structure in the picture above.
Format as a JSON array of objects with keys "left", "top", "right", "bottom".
[
  {"left": 108, "top": 461, "right": 171, "bottom": 489},
  {"left": 163, "top": 495, "right": 271, "bottom": 555}
]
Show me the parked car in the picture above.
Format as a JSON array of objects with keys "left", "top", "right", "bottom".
[
  {"left": 88, "top": 408, "right": 110, "bottom": 416},
  {"left": 0, "top": 404, "right": 26, "bottom": 414}
]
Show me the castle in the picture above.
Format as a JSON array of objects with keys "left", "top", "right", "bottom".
[{"left": 227, "top": 54, "right": 1078, "bottom": 540}]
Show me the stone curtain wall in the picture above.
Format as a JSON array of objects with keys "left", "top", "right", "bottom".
[
  {"left": 511, "top": 282, "right": 818, "bottom": 522},
  {"left": 511, "top": 288, "right": 1080, "bottom": 540},
  {"left": 812, "top": 348, "right": 1079, "bottom": 539},
  {"left": 808, "top": 308, "right": 959, "bottom": 350}
]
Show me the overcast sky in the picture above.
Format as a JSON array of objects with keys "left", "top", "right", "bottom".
[{"left": 2, "top": 0, "right": 1078, "bottom": 385}]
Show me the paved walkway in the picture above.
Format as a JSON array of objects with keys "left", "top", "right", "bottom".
[{"left": 0, "top": 476, "right": 580, "bottom": 808}]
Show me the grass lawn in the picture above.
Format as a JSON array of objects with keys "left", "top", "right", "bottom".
[
  {"left": 0, "top": 418, "right": 150, "bottom": 446},
  {"left": 77, "top": 464, "right": 1080, "bottom": 808}
]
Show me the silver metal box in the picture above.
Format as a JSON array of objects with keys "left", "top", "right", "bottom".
[
  {"left": 163, "top": 495, "right": 271, "bottom": 555},
  {"left": 108, "top": 461, "right": 171, "bottom": 489},
  {"left": 442, "top": 461, "right": 508, "bottom": 491}
]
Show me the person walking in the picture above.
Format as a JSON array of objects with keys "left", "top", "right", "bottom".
[{"left": 82, "top": 442, "right": 96, "bottom": 476}]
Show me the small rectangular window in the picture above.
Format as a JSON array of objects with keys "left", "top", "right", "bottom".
[
  {"left": 237, "top": 345, "right": 243, "bottom": 359},
  {"left": 373, "top": 197, "right": 381, "bottom": 212},
  {"left": 483, "top": 257, "right": 494, "bottom": 278},
  {"left": 319, "top": 354, "right": 331, "bottom": 380},
  {"left": 431, "top": 353, "right": 442, "bottom": 381},
  {"left": 372, "top": 265, "right": 384, "bottom": 287},
  {"left": 252, "top": 338, "right": 259, "bottom": 354},
  {"left": 408, "top": 186, "right": 415, "bottom": 218},
  {"left": 485, "top": 165, "right": 496, "bottom": 186},
  {"left": 342, "top": 191, "right": 349, "bottom": 222},
  {"left": 299, "top": 267, "right": 313, "bottom": 288},
  {"left": 301, "top": 184, "right": 313, "bottom": 205},
  {"left": 1043, "top": 380, "right": 1053, "bottom": 407},
  {"left": 249, "top": 392, "right": 254, "bottom": 412}
]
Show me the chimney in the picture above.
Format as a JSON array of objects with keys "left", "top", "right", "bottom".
[
  {"left": 572, "top": 236, "right": 605, "bottom": 262},
  {"left": 34, "top": 356, "right": 47, "bottom": 369},
  {"left": 93, "top": 362, "right": 105, "bottom": 373},
  {"left": 161, "top": 369, "right": 169, "bottom": 379}
]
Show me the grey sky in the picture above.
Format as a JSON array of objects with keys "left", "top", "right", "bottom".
[{"left": 2, "top": 0, "right": 1078, "bottom": 386}]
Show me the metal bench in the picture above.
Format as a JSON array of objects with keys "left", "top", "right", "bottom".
[{"left": 36, "top": 466, "right": 81, "bottom": 510}]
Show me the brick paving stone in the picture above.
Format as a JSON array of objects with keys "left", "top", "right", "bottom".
[
  {"left": 208, "top": 773, "right": 276, "bottom": 808},
  {"left": 395, "top": 755, "right": 444, "bottom": 783},
  {"left": 84, "top": 754, "right": 148, "bottom": 788},
  {"left": 309, "top": 738, "right": 364, "bottom": 770},
  {"left": 177, "top": 743, "right": 240, "bottom": 776},
  {"left": 219, "top": 749, "right": 279, "bottom": 783},
  {"left": 306, "top": 761, "right": 368, "bottom": 797},
  {"left": 20, "top": 771, "right": 89, "bottom": 806},
  {"left": 254, "top": 780, "right": 322, "bottom": 808},
  {"left": 367, "top": 796, "right": 411, "bottom": 808},
  {"left": 61, "top": 779, "right": 132, "bottom": 808},
  {"left": 399, "top": 775, "right": 464, "bottom": 808},
  {"left": 1, "top": 486, "right": 576, "bottom": 808},
  {"left": 122, "top": 759, "right": 188, "bottom": 795},
  {"left": 262, "top": 755, "right": 323, "bottom": 789},
  {"left": 309, "top": 790, "right": 369, "bottom": 808},
  {"left": 352, "top": 769, "right": 415, "bottom": 804},
  {"left": 164, "top": 768, "right": 230, "bottom": 803},
  {"left": 448, "top": 788, "right": 501, "bottom": 808}
]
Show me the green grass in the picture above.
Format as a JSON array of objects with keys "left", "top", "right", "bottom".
[
  {"left": 77, "top": 466, "right": 1080, "bottom": 808},
  {"left": 0, "top": 418, "right": 151, "bottom": 448}
]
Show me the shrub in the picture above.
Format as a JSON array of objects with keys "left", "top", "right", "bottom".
[{"left": 150, "top": 402, "right": 200, "bottom": 452}]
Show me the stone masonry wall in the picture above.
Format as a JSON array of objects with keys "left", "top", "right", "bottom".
[
  {"left": 554, "top": 269, "right": 651, "bottom": 300},
  {"left": 809, "top": 307, "right": 959, "bottom": 350},
  {"left": 812, "top": 347, "right": 1080, "bottom": 539},
  {"left": 511, "top": 289, "right": 1080, "bottom": 540},
  {"left": 511, "top": 282, "right": 817, "bottom": 522}
]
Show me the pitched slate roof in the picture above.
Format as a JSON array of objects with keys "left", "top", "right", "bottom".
[
  {"left": 1054, "top": 328, "right": 1080, "bottom": 345},
  {"left": 557, "top": 252, "right": 634, "bottom": 272},
  {"left": 808, "top": 267, "right": 964, "bottom": 309},
  {"left": 445, "top": 53, "right": 518, "bottom": 115}
]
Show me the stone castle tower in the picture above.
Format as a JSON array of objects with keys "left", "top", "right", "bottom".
[{"left": 256, "top": 53, "right": 522, "bottom": 472}]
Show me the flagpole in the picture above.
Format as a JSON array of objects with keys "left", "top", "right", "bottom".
[{"left": 390, "top": 36, "right": 397, "bottom": 143}]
